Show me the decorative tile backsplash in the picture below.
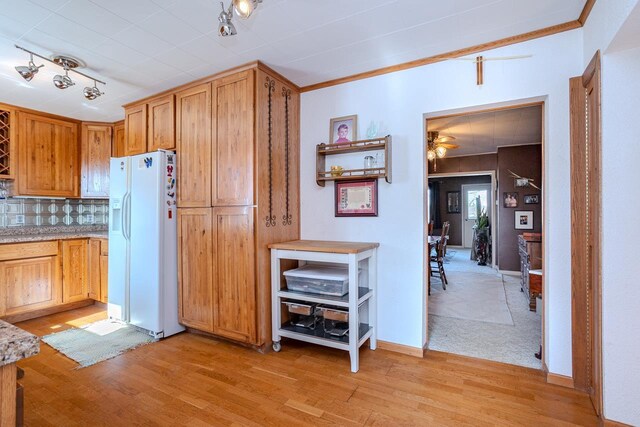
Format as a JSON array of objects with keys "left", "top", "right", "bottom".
[{"left": 0, "top": 197, "right": 109, "bottom": 228}]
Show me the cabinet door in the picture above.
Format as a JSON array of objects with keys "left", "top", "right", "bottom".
[
  {"left": 148, "top": 95, "right": 175, "bottom": 151},
  {"left": 88, "top": 239, "right": 101, "bottom": 300},
  {"left": 176, "top": 84, "right": 212, "bottom": 207},
  {"left": 61, "top": 240, "right": 88, "bottom": 303},
  {"left": 113, "top": 121, "right": 125, "bottom": 157},
  {"left": 18, "top": 113, "right": 79, "bottom": 197},
  {"left": 212, "top": 206, "right": 256, "bottom": 343},
  {"left": 100, "top": 254, "right": 108, "bottom": 304},
  {"left": 177, "top": 208, "right": 214, "bottom": 332},
  {"left": 0, "top": 104, "right": 16, "bottom": 180},
  {"left": 0, "top": 256, "right": 59, "bottom": 317},
  {"left": 81, "top": 123, "right": 112, "bottom": 198},
  {"left": 124, "top": 104, "right": 147, "bottom": 156},
  {"left": 212, "top": 71, "right": 255, "bottom": 206}
]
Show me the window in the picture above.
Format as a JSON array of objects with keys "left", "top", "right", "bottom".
[{"left": 467, "top": 190, "right": 488, "bottom": 220}]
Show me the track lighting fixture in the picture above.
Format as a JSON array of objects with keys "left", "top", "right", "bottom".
[
  {"left": 83, "top": 82, "right": 104, "bottom": 100},
  {"left": 218, "top": 0, "right": 262, "bottom": 36},
  {"left": 218, "top": 2, "right": 237, "bottom": 36},
  {"left": 14, "top": 45, "right": 106, "bottom": 98},
  {"left": 14, "top": 53, "right": 44, "bottom": 82},
  {"left": 232, "top": 0, "right": 262, "bottom": 19}
]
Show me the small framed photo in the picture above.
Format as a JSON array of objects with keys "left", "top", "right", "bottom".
[
  {"left": 524, "top": 194, "right": 539, "bottom": 204},
  {"left": 447, "top": 191, "right": 460, "bottom": 213},
  {"left": 515, "top": 177, "right": 530, "bottom": 187},
  {"left": 503, "top": 192, "right": 519, "bottom": 208},
  {"left": 515, "top": 211, "right": 534, "bottom": 230},
  {"left": 329, "top": 115, "right": 358, "bottom": 145},
  {"left": 335, "top": 179, "right": 377, "bottom": 217}
]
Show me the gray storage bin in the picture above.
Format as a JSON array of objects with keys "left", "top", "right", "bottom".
[{"left": 284, "top": 264, "right": 357, "bottom": 296}]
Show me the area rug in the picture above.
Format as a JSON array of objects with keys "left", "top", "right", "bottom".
[
  {"left": 42, "top": 320, "right": 157, "bottom": 368},
  {"left": 429, "top": 271, "right": 514, "bottom": 325}
]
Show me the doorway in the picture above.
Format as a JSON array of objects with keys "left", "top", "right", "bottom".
[{"left": 424, "top": 101, "right": 545, "bottom": 370}]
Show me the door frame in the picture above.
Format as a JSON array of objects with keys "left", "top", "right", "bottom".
[
  {"left": 429, "top": 171, "right": 496, "bottom": 269},
  {"left": 570, "top": 51, "right": 603, "bottom": 416}
]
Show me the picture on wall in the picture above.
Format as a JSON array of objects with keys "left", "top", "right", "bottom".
[
  {"left": 515, "top": 210, "right": 534, "bottom": 230},
  {"left": 335, "top": 179, "right": 378, "bottom": 217},
  {"left": 503, "top": 192, "right": 518, "bottom": 208},
  {"left": 447, "top": 191, "right": 461, "bottom": 213},
  {"left": 329, "top": 115, "right": 358, "bottom": 145},
  {"left": 524, "top": 194, "right": 539, "bottom": 204}
]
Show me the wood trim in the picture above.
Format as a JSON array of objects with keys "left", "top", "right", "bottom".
[
  {"left": 378, "top": 340, "right": 424, "bottom": 358},
  {"left": 300, "top": 21, "right": 581, "bottom": 92},
  {"left": 0, "top": 363, "right": 17, "bottom": 427},
  {"left": 578, "top": 0, "right": 597, "bottom": 26},
  {"left": 0, "top": 102, "right": 82, "bottom": 124},
  {"left": 0, "top": 299, "right": 94, "bottom": 324},
  {"left": 426, "top": 101, "right": 545, "bottom": 122},
  {"left": 546, "top": 372, "right": 575, "bottom": 389},
  {"left": 123, "top": 61, "right": 300, "bottom": 109},
  {"left": 603, "top": 418, "right": 633, "bottom": 427}
]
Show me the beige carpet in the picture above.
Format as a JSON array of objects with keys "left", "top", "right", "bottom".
[{"left": 429, "top": 270, "right": 514, "bottom": 325}]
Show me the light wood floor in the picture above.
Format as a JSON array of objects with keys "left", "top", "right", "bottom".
[{"left": 16, "top": 305, "right": 598, "bottom": 426}]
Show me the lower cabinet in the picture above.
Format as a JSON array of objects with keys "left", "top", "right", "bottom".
[
  {"left": 61, "top": 240, "right": 88, "bottom": 303},
  {"left": 88, "top": 239, "right": 108, "bottom": 303},
  {"left": 0, "top": 256, "right": 59, "bottom": 317},
  {"left": 178, "top": 207, "right": 257, "bottom": 344}
]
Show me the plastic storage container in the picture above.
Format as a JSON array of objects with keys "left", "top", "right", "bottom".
[
  {"left": 284, "top": 301, "right": 318, "bottom": 329},
  {"left": 284, "top": 264, "right": 355, "bottom": 296}
]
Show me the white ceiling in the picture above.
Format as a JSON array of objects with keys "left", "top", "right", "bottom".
[
  {"left": 427, "top": 104, "right": 542, "bottom": 156},
  {"left": 0, "top": 0, "right": 585, "bottom": 122}
]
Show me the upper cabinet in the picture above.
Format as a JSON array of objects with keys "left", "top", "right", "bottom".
[
  {"left": 81, "top": 123, "right": 112, "bottom": 198},
  {"left": 0, "top": 104, "right": 16, "bottom": 180},
  {"left": 148, "top": 95, "right": 175, "bottom": 151},
  {"left": 113, "top": 120, "right": 125, "bottom": 157},
  {"left": 176, "top": 83, "right": 212, "bottom": 208},
  {"left": 124, "top": 104, "right": 147, "bottom": 156},
  {"left": 18, "top": 113, "right": 80, "bottom": 198},
  {"left": 212, "top": 71, "right": 255, "bottom": 206}
]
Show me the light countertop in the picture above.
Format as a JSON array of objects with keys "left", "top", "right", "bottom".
[
  {"left": 0, "top": 225, "right": 108, "bottom": 244},
  {"left": 0, "top": 320, "right": 39, "bottom": 366}
]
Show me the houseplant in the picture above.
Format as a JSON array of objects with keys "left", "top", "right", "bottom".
[{"left": 474, "top": 196, "right": 490, "bottom": 265}]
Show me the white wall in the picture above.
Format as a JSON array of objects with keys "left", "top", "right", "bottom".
[
  {"left": 300, "top": 30, "right": 583, "bottom": 376},
  {"left": 583, "top": 1, "right": 640, "bottom": 424}
]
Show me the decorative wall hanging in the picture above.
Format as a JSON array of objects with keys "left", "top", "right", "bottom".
[
  {"left": 282, "top": 86, "right": 292, "bottom": 226},
  {"left": 515, "top": 211, "right": 534, "bottom": 230},
  {"left": 335, "top": 179, "right": 378, "bottom": 217},
  {"left": 447, "top": 191, "right": 461, "bottom": 213},
  {"left": 264, "top": 76, "right": 276, "bottom": 227},
  {"left": 508, "top": 169, "right": 541, "bottom": 190},
  {"left": 329, "top": 115, "right": 357, "bottom": 144},
  {"left": 524, "top": 194, "right": 539, "bottom": 204},
  {"left": 503, "top": 192, "right": 518, "bottom": 208}
]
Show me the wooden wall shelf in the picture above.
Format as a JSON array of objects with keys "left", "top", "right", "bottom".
[{"left": 316, "top": 136, "right": 392, "bottom": 186}]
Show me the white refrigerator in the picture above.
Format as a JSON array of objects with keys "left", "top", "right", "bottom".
[{"left": 108, "top": 150, "right": 184, "bottom": 338}]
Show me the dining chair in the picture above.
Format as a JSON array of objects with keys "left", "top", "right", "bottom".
[{"left": 430, "top": 221, "right": 449, "bottom": 289}]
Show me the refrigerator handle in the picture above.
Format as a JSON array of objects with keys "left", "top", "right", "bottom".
[{"left": 123, "top": 192, "right": 131, "bottom": 241}]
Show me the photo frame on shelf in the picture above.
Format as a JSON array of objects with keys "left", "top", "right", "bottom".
[
  {"left": 515, "top": 210, "right": 534, "bottom": 230},
  {"left": 447, "top": 191, "right": 461, "bottom": 213},
  {"left": 329, "top": 115, "right": 358, "bottom": 145},
  {"left": 335, "top": 179, "right": 378, "bottom": 217},
  {"left": 524, "top": 194, "right": 539, "bottom": 204}
]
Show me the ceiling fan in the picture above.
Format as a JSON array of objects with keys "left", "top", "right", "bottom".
[{"left": 427, "top": 131, "right": 458, "bottom": 161}]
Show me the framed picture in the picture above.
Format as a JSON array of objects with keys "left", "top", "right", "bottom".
[
  {"left": 515, "top": 177, "right": 530, "bottom": 187},
  {"left": 524, "top": 194, "right": 539, "bottom": 204},
  {"left": 503, "top": 192, "right": 519, "bottom": 208},
  {"left": 335, "top": 179, "right": 378, "bottom": 217},
  {"left": 515, "top": 211, "right": 534, "bottom": 230},
  {"left": 447, "top": 191, "right": 461, "bottom": 213},
  {"left": 329, "top": 115, "right": 358, "bottom": 145}
]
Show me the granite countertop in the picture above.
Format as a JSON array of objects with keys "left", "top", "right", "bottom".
[
  {"left": 0, "top": 320, "right": 39, "bottom": 366},
  {"left": 0, "top": 225, "right": 108, "bottom": 244}
]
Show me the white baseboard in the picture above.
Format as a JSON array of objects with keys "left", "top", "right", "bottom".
[{"left": 499, "top": 270, "right": 521, "bottom": 276}]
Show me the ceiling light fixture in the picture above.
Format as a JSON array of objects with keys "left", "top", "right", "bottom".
[
  {"left": 232, "top": 0, "right": 262, "bottom": 19},
  {"left": 14, "top": 45, "right": 106, "bottom": 98},
  {"left": 14, "top": 53, "right": 44, "bottom": 82},
  {"left": 218, "top": 2, "right": 237, "bottom": 36},
  {"left": 427, "top": 131, "right": 459, "bottom": 171}
]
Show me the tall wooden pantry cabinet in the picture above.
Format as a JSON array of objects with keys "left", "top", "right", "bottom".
[{"left": 167, "top": 63, "right": 299, "bottom": 349}]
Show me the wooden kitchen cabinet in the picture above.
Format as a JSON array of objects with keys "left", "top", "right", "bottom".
[
  {"left": 18, "top": 113, "right": 80, "bottom": 197},
  {"left": 61, "top": 240, "right": 88, "bottom": 303},
  {"left": 124, "top": 104, "right": 147, "bottom": 156},
  {"left": 88, "top": 238, "right": 108, "bottom": 303},
  {"left": 176, "top": 83, "right": 212, "bottom": 208},
  {"left": 212, "top": 71, "right": 255, "bottom": 206},
  {"left": 177, "top": 208, "right": 214, "bottom": 332},
  {"left": 81, "top": 123, "right": 112, "bottom": 198},
  {"left": 212, "top": 206, "right": 256, "bottom": 343},
  {"left": 0, "top": 241, "right": 61, "bottom": 317},
  {"left": 148, "top": 94, "right": 175, "bottom": 151},
  {"left": 0, "top": 104, "right": 17, "bottom": 180},
  {"left": 113, "top": 120, "right": 125, "bottom": 157}
]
